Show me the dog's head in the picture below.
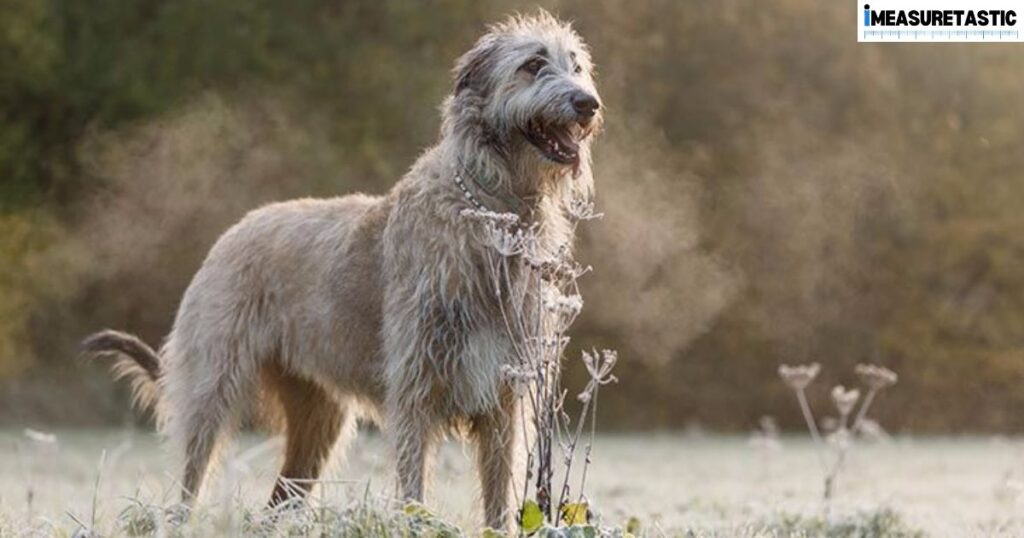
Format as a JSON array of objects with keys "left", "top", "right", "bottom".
[{"left": 447, "top": 11, "right": 603, "bottom": 173}]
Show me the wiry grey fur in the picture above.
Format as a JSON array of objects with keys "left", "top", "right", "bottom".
[{"left": 81, "top": 11, "right": 602, "bottom": 530}]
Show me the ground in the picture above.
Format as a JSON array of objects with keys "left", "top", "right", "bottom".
[{"left": 1, "top": 429, "right": 1022, "bottom": 536}]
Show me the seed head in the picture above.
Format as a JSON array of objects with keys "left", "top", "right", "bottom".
[
  {"left": 579, "top": 349, "right": 618, "bottom": 402},
  {"left": 485, "top": 222, "right": 527, "bottom": 256},
  {"left": 544, "top": 293, "right": 583, "bottom": 317},
  {"left": 566, "top": 196, "right": 603, "bottom": 222},
  {"left": 500, "top": 364, "right": 537, "bottom": 398},
  {"left": 831, "top": 385, "right": 860, "bottom": 417},
  {"left": 855, "top": 363, "right": 898, "bottom": 390},
  {"left": 778, "top": 363, "right": 820, "bottom": 390}
]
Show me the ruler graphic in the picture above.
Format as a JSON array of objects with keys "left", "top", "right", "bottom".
[
  {"left": 858, "top": 0, "right": 1024, "bottom": 42},
  {"left": 862, "top": 29, "right": 1022, "bottom": 41}
]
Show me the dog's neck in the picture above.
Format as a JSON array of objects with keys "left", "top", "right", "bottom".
[
  {"left": 447, "top": 129, "right": 573, "bottom": 219},
  {"left": 429, "top": 127, "right": 585, "bottom": 265},
  {"left": 453, "top": 157, "right": 540, "bottom": 217}
]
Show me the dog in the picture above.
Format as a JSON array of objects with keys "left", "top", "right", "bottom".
[{"left": 81, "top": 10, "right": 602, "bottom": 530}]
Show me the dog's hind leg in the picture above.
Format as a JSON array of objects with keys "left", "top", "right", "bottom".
[
  {"left": 179, "top": 414, "right": 227, "bottom": 505},
  {"left": 175, "top": 370, "right": 245, "bottom": 505},
  {"left": 165, "top": 342, "right": 258, "bottom": 505},
  {"left": 265, "top": 365, "right": 352, "bottom": 507}
]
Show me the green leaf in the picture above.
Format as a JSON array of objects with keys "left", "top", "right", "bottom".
[
  {"left": 560, "top": 502, "right": 589, "bottom": 525},
  {"left": 519, "top": 500, "right": 544, "bottom": 534},
  {"left": 403, "top": 501, "right": 433, "bottom": 518},
  {"left": 481, "top": 527, "right": 507, "bottom": 538},
  {"left": 625, "top": 515, "right": 642, "bottom": 534}
]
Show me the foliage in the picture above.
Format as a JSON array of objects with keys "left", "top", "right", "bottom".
[
  {"left": 78, "top": 497, "right": 631, "bottom": 538},
  {"left": 0, "top": 211, "right": 82, "bottom": 378},
  {"left": 762, "top": 508, "right": 925, "bottom": 538},
  {"left": 16, "top": 498, "right": 928, "bottom": 538}
]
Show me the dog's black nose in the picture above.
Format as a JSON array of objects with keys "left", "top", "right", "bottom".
[{"left": 571, "top": 91, "right": 600, "bottom": 117}]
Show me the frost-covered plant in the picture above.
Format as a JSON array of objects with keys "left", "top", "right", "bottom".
[
  {"left": 750, "top": 416, "right": 782, "bottom": 452},
  {"left": 461, "top": 197, "right": 615, "bottom": 529},
  {"left": 749, "top": 416, "right": 782, "bottom": 486},
  {"left": 778, "top": 362, "right": 898, "bottom": 507}
]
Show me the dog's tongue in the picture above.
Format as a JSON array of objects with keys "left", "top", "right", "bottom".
[{"left": 550, "top": 126, "right": 579, "bottom": 153}]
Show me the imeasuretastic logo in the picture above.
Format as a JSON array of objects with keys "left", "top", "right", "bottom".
[
  {"left": 858, "top": 0, "right": 1024, "bottom": 41},
  {"left": 863, "top": 4, "right": 1017, "bottom": 26}
]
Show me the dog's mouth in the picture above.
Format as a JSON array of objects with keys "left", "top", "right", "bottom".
[{"left": 522, "top": 119, "right": 584, "bottom": 165}]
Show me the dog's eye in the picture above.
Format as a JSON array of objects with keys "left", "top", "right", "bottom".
[
  {"left": 521, "top": 58, "right": 545, "bottom": 76},
  {"left": 573, "top": 63, "right": 582, "bottom": 74}
]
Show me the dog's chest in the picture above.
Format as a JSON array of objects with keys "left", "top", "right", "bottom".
[{"left": 422, "top": 255, "right": 522, "bottom": 415}]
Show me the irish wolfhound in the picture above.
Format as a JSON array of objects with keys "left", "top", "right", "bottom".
[{"left": 81, "top": 11, "right": 601, "bottom": 529}]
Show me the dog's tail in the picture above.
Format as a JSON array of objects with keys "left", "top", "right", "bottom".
[{"left": 80, "top": 329, "right": 162, "bottom": 411}]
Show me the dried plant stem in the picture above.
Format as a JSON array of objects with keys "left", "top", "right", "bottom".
[
  {"left": 823, "top": 408, "right": 852, "bottom": 504},
  {"left": 575, "top": 387, "right": 600, "bottom": 506},
  {"left": 823, "top": 446, "right": 847, "bottom": 503},
  {"left": 92, "top": 449, "right": 107, "bottom": 530},
  {"left": 823, "top": 386, "right": 881, "bottom": 504},
  {"left": 557, "top": 386, "right": 593, "bottom": 508},
  {"left": 795, "top": 389, "right": 827, "bottom": 472},
  {"left": 852, "top": 387, "right": 878, "bottom": 432},
  {"left": 825, "top": 387, "right": 882, "bottom": 501}
]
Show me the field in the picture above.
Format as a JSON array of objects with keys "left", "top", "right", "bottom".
[{"left": 2, "top": 429, "right": 1022, "bottom": 537}]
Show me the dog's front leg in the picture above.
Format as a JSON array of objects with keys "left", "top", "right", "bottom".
[
  {"left": 391, "top": 407, "right": 436, "bottom": 504},
  {"left": 472, "top": 392, "right": 520, "bottom": 531}
]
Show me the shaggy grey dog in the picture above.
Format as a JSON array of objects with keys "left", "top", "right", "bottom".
[{"left": 82, "top": 11, "right": 602, "bottom": 530}]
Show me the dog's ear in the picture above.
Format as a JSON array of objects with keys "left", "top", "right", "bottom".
[{"left": 453, "top": 38, "right": 498, "bottom": 95}]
